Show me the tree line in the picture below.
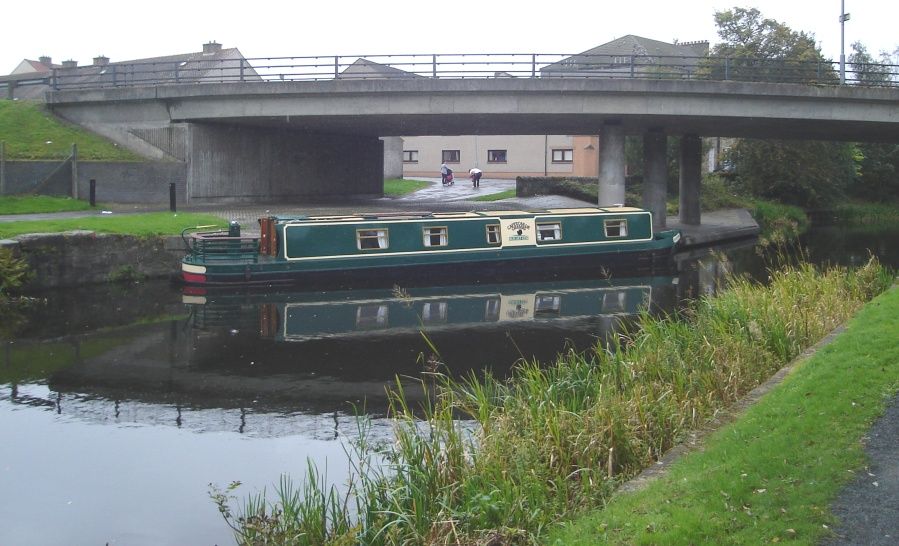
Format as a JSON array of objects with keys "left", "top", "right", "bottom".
[{"left": 628, "top": 8, "right": 898, "bottom": 208}]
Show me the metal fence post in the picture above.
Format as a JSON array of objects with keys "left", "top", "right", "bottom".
[
  {"left": 334, "top": 56, "right": 339, "bottom": 79},
  {"left": 630, "top": 56, "right": 635, "bottom": 78},
  {"left": 71, "top": 143, "right": 78, "bottom": 199},
  {"left": 89, "top": 179, "right": 96, "bottom": 207},
  {"left": 169, "top": 182, "right": 177, "bottom": 212},
  {"left": 724, "top": 57, "right": 730, "bottom": 80},
  {"left": 532, "top": 54, "right": 537, "bottom": 78},
  {"left": 432, "top": 55, "right": 437, "bottom": 78},
  {"left": 0, "top": 141, "right": 5, "bottom": 196},
  {"left": 239, "top": 58, "right": 245, "bottom": 82}
]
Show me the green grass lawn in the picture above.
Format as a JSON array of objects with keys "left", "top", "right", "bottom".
[
  {"left": 0, "top": 195, "right": 94, "bottom": 215},
  {"left": 548, "top": 285, "right": 899, "bottom": 546},
  {"left": 0, "top": 100, "right": 139, "bottom": 160},
  {"left": 384, "top": 178, "right": 430, "bottom": 197},
  {"left": 471, "top": 189, "right": 516, "bottom": 202},
  {"left": 0, "top": 212, "right": 227, "bottom": 238}
]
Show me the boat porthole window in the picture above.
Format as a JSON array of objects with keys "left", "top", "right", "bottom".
[
  {"left": 604, "top": 219, "right": 628, "bottom": 238},
  {"left": 537, "top": 222, "right": 562, "bottom": 242},
  {"left": 486, "top": 224, "right": 501, "bottom": 245},
  {"left": 423, "top": 226, "right": 448, "bottom": 247},
  {"left": 357, "top": 228, "right": 389, "bottom": 250}
]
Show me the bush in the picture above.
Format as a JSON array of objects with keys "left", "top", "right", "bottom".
[{"left": 0, "top": 247, "right": 30, "bottom": 297}]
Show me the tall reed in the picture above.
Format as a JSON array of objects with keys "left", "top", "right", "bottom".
[{"left": 212, "top": 257, "right": 893, "bottom": 545}]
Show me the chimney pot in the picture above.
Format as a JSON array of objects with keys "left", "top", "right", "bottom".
[
  {"left": 93, "top": 55, "right": 109, "bottom": 66},
  {"left": 39, "top": 56, "right": 52, "bottom": 66},
  {"left": 203, "top": 41, "right": 222, "bottom": 54},
  {"left": 61, "top": 60, "right": 78, "bottom": 69}
]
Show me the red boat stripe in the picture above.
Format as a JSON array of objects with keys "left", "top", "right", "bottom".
[{"left": 182, "top": 272, "right": 207, "bottom": 284}]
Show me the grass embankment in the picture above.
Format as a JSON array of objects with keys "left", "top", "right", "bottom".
[
  {"left": 472, "top": 189, "right": 517, "bottom": 202},
  {"left": 0, "top": 100, "right": 138, "bottom": 160},
  {"left": 0, "top": 195, "right": 93, "bottom": 215},
  {"left": 0, "top": 212, "right": 226, "bottom": 239},
  {"left": 551, "top": 284, "right": 899, "bottom": 545},
  {"left": 384, "top": 178, "right": 430, "bottom": 197},
  {"left": 212, "top": 258, "right": 894, "bottom": 545}
]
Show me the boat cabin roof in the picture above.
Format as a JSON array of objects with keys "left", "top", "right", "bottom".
[{"left": 272, "top": 206, "right": 643, "bottom": 224}]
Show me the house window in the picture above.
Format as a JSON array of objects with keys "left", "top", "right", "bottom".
[
  {"left": 442, "top": 150, "right": 460, "bottom": 163},
  {"left": 487, "top": 149, "right": 507, "bottom": 163},
  {"left": 552, "top": 149, "right": 573, "bottom": 163},
  {"left": 403, "top": 150, "right": 419, "bottom": 163},
  {"left": 423, "top": 226, "right": 448, "bottom": 247},
  {"left": 486, "top": 224, "right": 501, "bottom": 244},
  {"left": 604, "top": 219, "right": 628, "bottom": 238},
  {"left": 357, "top": 228, "right": 389, "bottom": 250},
  {"left": 537, "top": 222, "right": 562, "bottom": 241}
]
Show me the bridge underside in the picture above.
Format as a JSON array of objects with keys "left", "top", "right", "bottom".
[
  {"left": 45, "top": 78, "right": 899, "bottom": 211},
  {"left": 190, "top": 113, "right": 899, "bottom": 143}
]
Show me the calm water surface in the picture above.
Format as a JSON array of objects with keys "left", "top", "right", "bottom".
[{"left": 1, "top": 223, "right": 896, "bottom": 545}]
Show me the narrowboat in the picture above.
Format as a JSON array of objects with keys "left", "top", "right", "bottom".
[{"left": 180, "top": 207, "right": 681, "bottom": 287}]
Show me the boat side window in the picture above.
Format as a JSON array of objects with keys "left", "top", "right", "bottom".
[
  {"left": 421, "top": 301, "right": 448, "bottom": 322},
  {"left": 486, "top": 224, "right": 501, "bottom": 245},
  {"left": 423, "top": 226, "right": 448, "bottom": 247},
  {"left": 604, "top": 219, "right": 628, "bottom": 238},
  {"left": 535, "top": 294, "right": 562, "bottom": 317},
  {"left": 537, "top": 222, "right": 562, "bottom": 242},
  {"left": 357, "top": 228, "right": 389, "bottom": 250}
]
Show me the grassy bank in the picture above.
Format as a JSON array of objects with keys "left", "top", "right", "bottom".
[
  {"left": 0, "top": 100, "right": 138, "bottom": 160},
  {"left": 0, "top": 195, "right": 93, "bottom": 215},
  {"left": 472, "top": 189, "right": 516, "bottom": 202},
  {"left": 0, "top": 212, "right": 226, "bottom": 238},
  {"left": 550, "top": 284, "right": 899, "bottom": 545},
  {"left": 212, "top": 258, "right": 893, "bottom": 545},
  {"left": 384, "top": 178, "right": 430, "bottom": 197}
]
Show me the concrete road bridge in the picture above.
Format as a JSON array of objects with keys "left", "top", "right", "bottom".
[{"left": 43, "top": 70, "right": 899, "bottom": 227}]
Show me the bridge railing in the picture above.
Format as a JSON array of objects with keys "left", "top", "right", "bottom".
[{"left": 41, "top": 53, "right": 899, "bottom": 90}]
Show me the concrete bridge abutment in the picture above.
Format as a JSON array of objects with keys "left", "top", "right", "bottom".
[
  {"left": 186, "top": 123, "right": 384, "bottom": 203},
  {"left": 642, "top": 128, "right": 668, "bottom": 229},
  {"left": 597, "top": 123, "right": 625, "bottom": 206},
  {"left": 678, "top": 134, "right": 702, "bottom": 226}
]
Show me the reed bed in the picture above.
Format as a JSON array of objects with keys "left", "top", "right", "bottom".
[{"left": 212, "top": 257, "right": 893, "bottom": 546}]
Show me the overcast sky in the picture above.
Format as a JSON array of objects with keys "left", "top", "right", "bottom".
[{"left": 3, "top": 1, "right": 896, "bottom": 73}]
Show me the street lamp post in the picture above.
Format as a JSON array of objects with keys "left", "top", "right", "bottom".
[{"left": 839, "top": 0, "right": 851, "bottom": 84}]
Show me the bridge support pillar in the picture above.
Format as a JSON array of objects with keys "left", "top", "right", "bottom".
[
  {"left": 679, "top": 134, "right": 702, "bottom": 226},
  {"left": 598, "top": 123, "right": 625, "bottom": 206},
  {"left": 642, "top": 128, "right": 667, "bottom": 230}
]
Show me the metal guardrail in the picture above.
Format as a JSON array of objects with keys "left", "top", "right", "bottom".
[
  {"left": 2, "top": 54, "right": 896, "bottom": 94},
  {"left": 186, "top": 231, "right": 260, "bottom": 262},
  {"left": 32, "top": 53, "right": 898, "bottom": 91}
]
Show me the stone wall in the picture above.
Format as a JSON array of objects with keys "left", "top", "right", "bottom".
[
  {"left": 1, "top": 232, "right": 186, "bottom": 289},
  {"left": 1, "top": 160, "right": 187, "bottom": 204}
]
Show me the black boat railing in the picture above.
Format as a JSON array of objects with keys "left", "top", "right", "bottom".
[{"left": 185, "top": 231, "right": 261, "bottom": 262}]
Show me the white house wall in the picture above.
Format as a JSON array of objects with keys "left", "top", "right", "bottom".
[{"left": 402, "top": 135, "right": 591, "bottom": 179}]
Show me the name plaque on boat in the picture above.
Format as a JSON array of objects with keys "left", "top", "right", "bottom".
[{"left": 501, "top": 219, "right": 536, "bottom": 247}]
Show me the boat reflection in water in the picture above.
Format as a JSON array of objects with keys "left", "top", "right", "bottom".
[
  {"left": 181, "top": 274, "right": 679, "bottom": 412},
  {"left": 10, "top": 275, "right": 679, "bottom": 439}
]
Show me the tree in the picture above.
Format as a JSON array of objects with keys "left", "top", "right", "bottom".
[
  {"left": 848, "top": 42, "right": 895, "bottom": 86},
  {"left": 706, "top": 7, "right": 836, "bottom": 84},
  {"left": 727, "top": 140, "right": 857, "bottom": 207},
  {"left": 708, "top": 8, "right": 857, "bottom": 207},
  {"left": 852, "top": 143, "right": 899, "bottom": 201}
]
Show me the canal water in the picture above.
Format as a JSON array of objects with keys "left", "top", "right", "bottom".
[{"left": 1, "top": 223, "right": 896, "bottom": 545}]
